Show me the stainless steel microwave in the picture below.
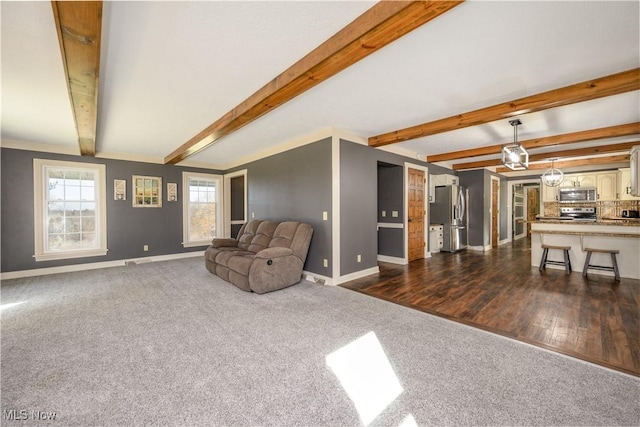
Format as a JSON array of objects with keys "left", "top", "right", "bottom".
[{"left": 558, "top": 186, "right": 597, "bottom": 202}]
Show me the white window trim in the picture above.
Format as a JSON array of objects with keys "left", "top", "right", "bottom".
[
  {"left": 182, "top": 171, "right": 223, "bottom": 248},
  {"left": 33, "top": 159, "right": 108, "bottom": 262}
]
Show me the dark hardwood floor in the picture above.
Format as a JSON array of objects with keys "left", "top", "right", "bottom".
[{"left": 340, "top": 237, "right": 640, "bottom": 376}]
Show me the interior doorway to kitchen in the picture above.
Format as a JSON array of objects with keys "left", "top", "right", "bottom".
[{"left": 508, "top": 180, "right": 540, "bottom": 241}]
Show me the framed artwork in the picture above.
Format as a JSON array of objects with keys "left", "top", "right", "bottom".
[
  {"left": 167, "top": 182, "right": 178, "bottom": 202},
  {"left": 114, "top": 179, "right": 126, "bottom": 200},
  {"left": 132, "top": 175, "right": 162, "bottom": 208}
]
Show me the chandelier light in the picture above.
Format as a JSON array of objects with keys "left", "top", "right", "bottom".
[
  {"left": 541, "top": 158, "right": 564, "bottom": 187},
  {"left": 501, "top": 119, "right": 529, "bottom": 170}
]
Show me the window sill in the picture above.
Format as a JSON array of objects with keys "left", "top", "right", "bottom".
[
  {"left": 34, "top": 249, "right": 108, "bottom": 262},
  {"left": 182, "top": 241, "right": 211, "bottom": 248}
]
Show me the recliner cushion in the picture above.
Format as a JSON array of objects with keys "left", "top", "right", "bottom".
[
  {"left": 269, "top": 222, "right": 299, "bottom": 249},
  {"left": 215, "top": 250, "right": 254, "bottom": 267},
  {"left": 228, "top": 254, "right": 255, "bottom": 276},
  {"left": 237, "top": 220, "right": 263, "bottom": 250},
  {"left": 247, "top": 221, "right": 278, "bottom": 253}
]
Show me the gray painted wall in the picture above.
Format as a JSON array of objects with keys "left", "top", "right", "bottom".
[
  {"left": 377, "top": 163, "right": 404, "bottom": 258},
  {"left": 340, "top": 141, "right": 379, "bottom": 275},
  {"left": 459, "top": 170, "right": 485, "bottom": 247},
  {"left": 499, "top": 176, "right": 508, "bottom": 240},
  {"left": 459, "top": 169, "right": 510, "bottom": 248},
  {"left": 339, "top": 139, "right": 439, "bottom": 274},
  {"left": 377, "top": 164, "right": 403, "bottom": 223},
  {"left": 2, "top": 137, "right": 457, "bottom": 277},
  {"left": 229, "top": 138, "right": 332, "bottom": 276},
  {"left": 1, "top": 148, "right": 222, "bottom": 272}
]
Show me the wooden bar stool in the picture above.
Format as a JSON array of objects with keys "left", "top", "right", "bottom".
[
  {"left": 539, "top": 244, "right": 572, "bottom": 274},
  {"left": 582, "top": 248, "right": 620, "bottom": 281}
]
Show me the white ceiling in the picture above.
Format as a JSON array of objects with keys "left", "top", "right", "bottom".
[{"left": 2, "top": 1, "right": 639, "bottom": 172}]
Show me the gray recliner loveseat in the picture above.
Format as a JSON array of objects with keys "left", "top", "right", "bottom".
[{"left": 204, "top": 220, "right": 313, "bottom": 294}]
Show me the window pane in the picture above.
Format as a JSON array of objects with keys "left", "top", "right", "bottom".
[
  {"left": 82, "top": 217, "right": 96, "bottom": 233},
  {"left": 62, "top": 233, "right": 82, "bottom": 250},
  {"left": 81, "top": 202, "right": 95, "bottom": 215},
  {"left": 82, "top": 233, "right": 96, "bottom": 248},
  {"left": 189, "top": 203, "right": 216, "bottom": 241},
  {"left": 65, "top": 184, "right": 81, "bottom": 200},
  {"left": 80, "top": 184, "right": 95, "bottom": 201},
  {"left": 65, "top": 217, "right": 81, "bottom": 233},
  {"left": 65, "top": 202, "right": 81, "bottom": 216},
  {"left": 49, "top": 178, "right": 65, "bottom": 200},
  {"left": 48, "top": 234, "right": 64, "bottom": 250},
  {"left": 48, "top": 216, "right": 64, "bottom": 234},
  {"left": 184, "top": 174, "right": 220, "bottom": 245},
  {"left": 37, "top": 160, "right": 105, "bottom": 259}
]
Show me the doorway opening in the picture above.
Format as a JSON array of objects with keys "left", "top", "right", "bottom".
[{"left": 507, "top": 179, "right": 540, "bottom": 242}]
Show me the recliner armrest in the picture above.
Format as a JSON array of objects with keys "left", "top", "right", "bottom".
[
  {"left": 255, "top": 247, "right": 294, "bottom": 259},
  {"left": 211, "top": 238, "right": 238, "bottom": 248}
]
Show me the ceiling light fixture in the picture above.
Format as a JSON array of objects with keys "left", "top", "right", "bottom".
[
  {"left": 541, "top": 158, "right": 565, "bottom": 187},
  {"left": 501, "top": 119, "right": 529, "bottom": 170}
]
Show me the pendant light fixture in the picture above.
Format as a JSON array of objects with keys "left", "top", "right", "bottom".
[
  {"left": 541, "top": 158, "right": 564, "bottom": 187},
  {"left": 501, "top": 119, "right": 529, "bottom": 170}
]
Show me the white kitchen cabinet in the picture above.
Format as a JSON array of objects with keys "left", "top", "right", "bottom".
[
  {"left": 631, "top": 145, "right": 640, "bottom": 196},
  {"left": 428, "top": 175, "right": 435, "bottom": 203},
  {"left": 429, "top": 173, "right": 458, "bottom": 203},
  {"left": 574, "top": 173, "right": 596, "bottom": 187},
  {"left": 541, "top": 183, "right": 558, "bottom": 202},
  {"left": 618, "top": 168, "right": 640, "bottom": 200},
  {"left": 432, "top": 173, "right": 458, "bottom": 186},
  {"left": 429, "top": 224, "right": 444, "bottom": 253},
  {"left": 596, "top": 172, "right": 618, "bottom": 200}
]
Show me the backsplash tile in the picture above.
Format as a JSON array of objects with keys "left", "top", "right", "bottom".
[{"left": 544, "top": 199, "right": 640, "bottom": 218}]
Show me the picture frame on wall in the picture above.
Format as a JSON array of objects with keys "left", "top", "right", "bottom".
[
  {"left": 167, "top": 182, "right": 178, "bottom": 202},
  {"left": 114, "top": 179, "right": 126, "bottom": 200},
  {"left": 132, "top": 175, "right": 162, "bottom": 208}
]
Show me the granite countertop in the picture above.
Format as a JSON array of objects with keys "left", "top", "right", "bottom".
[{"left": 533, "top": 218, "right": 640, "bottom": 226}]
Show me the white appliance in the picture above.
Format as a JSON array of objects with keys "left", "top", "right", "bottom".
[{"left": 430, "top": 185, "right": 467, "bottom": 252}]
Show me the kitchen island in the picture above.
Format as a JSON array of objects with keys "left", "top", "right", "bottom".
[{"left": 531, "top": 219, "right": 640, "bottom": 280}]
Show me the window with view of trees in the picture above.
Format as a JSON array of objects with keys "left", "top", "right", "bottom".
[
  {"left": 183, "top": 172, "right": 222, "bottom": 247},
  {"left": 33, "top": 159, "right": 107, "bottom": 261}
]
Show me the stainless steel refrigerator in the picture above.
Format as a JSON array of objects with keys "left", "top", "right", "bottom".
[{"left": 431, "top": 185, "right": 468, "bottom": 252}]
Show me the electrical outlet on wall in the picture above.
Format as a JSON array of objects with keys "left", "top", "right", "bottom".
[
  {"left": 381, "top": 211, "right": 386, "bottom": 217},
  {"left": 323, "top": 259, "right": 328, "bottom": 268},
  {"left": 143, "top": 245, "right": 149, "bottom": 252},
  {"left": 357, "top": 254, "right": 361, "bottom": 263},
  {"left": 392, "top": 211, "right": 399, "bottom": 217}
]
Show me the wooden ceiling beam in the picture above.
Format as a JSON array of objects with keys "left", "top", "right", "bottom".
[
  {"left": 495, "top": 155, "right": 630, "bottom": 173},
  {"left": 428, "top": 122, "right": 640, "bottom": 163},
  {"left": 164, "top": 0, "right": 464, "bottom": 164},
  {"left": 453, "top": 140, "right": 640, "bottom": 170},
  {"left": 369, "top": 68, "right": 640, "bottom": 148},
  {"left": 52, "top": 1, "right": 103, "bottom": 156}
]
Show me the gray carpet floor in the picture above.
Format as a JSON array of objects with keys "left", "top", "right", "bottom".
[{"left": 1, "top": 257, "right": 639, "bottom": 426}]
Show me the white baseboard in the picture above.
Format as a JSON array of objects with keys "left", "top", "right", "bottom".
[
  {"left": 302, "top": 271, "right": 332, "bottom": 285},
  {"left": 499, "top": 239, "right": 509, "bottom": 245},
  {"left": 0, "top": 251, "right": 205, "bottom": 280},
  {"left": 468, "top": 245, "right": 493, "bottom": 252},
  {"left": 377, "top": 255, "right": 407, "bottom": 265},
  {"left": 333, "top": 266, "right": 380, "bottom": 286},
  {"left": 305, "top": 266, "right": 380, "bottom": 286}
]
